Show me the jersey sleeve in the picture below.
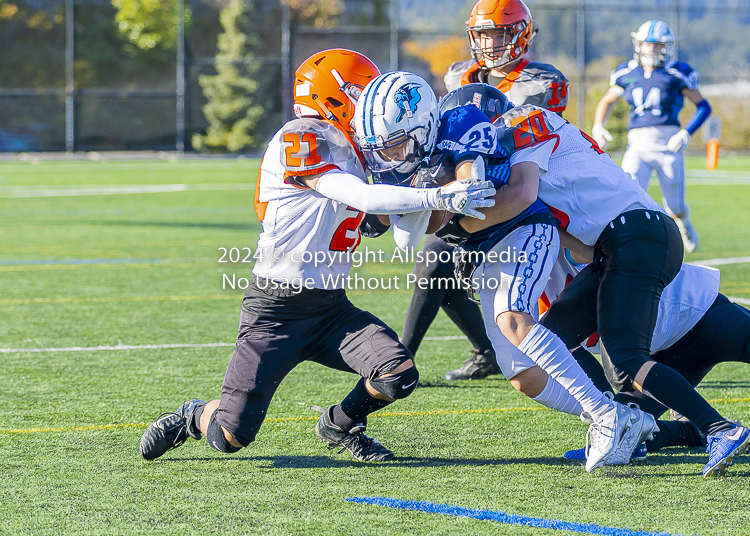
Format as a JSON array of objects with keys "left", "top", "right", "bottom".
[
  {"left": 493, "top": 105, "right": 565, "bottom": 160},
  {"left": 522, "top": 63, "right": 570, "bottom": 113},
  {"left": 436, "top": 105, "right": 498, "bottom": 165},
  {"left": 667, "top": 61, "right": 699, "bottom": 90},
  {"left": 509, "top": 139, "right": 556, "bottom": 173},
  {"left": 278, "top": 118, "right": 346, "bottom": 187},
  {"left": 610, "top": 60, "right": 636, "bottom": 88}
]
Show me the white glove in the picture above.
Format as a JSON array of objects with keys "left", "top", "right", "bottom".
[
  {"left": 592, "top": 123, "right": 614, "bottom": 151},
  {"left": 433, "top": 179, "right": 496, "bottom": 219},
  {"left": 667, "top": 129, "right": 691, "bottom": 153}
]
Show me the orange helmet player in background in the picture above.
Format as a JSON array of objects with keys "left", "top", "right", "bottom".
[
  {"left": 466, "top": 0, "right": 536, "bottom": 70},
  {"left": 292, "top": 49, "right": 380, "bottom": 139}
]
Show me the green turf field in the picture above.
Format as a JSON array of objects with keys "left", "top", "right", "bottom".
[{"left": 1, "top": 155, "right": 749, "bottom": 536}]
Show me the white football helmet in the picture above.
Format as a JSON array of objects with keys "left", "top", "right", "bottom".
[
  {"left": 353, "top": 71, "right": 439, "bottom": 185},
  {"left": 631, "top": 20, "right": 675, "bottom": 69}
]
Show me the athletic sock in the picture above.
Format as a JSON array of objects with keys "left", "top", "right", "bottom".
[
  {"left": 532, "top": 377, "right": 583, "bottom": 416},
  {"left": 518, "top": 323, "right": 613, "bottom": 420},
  {"left": 190, "top": 402, "right": 206, "bottom": 437},
  {"left": 646, "top": 420, "right": 704, "bottom": 452},
  {"left": 331, "top": 378, "right": 392, "bottom": 432},
  {"left": 571, "top": 347, "right": 612, "bottom": 393},
  {"left": 639, "top": 363, "right": 732, "bottom": 437}
]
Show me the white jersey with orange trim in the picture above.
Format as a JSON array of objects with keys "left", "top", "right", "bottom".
[
  {"left": 540, "top": 260, "right": 720, "bottom": 355},
  {"left": 444, "top": 59, "right": 569, "bottom": 114},
  {"left": 498, "top": 105, "right": 663, "bottom": 246},
  {"left": 252, "top": 118, "right": 368, "bottom": 289}
]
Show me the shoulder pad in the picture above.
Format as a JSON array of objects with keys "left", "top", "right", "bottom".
[
  {"left": 493, "top": 105, "right": 561, "bottom": 157},
  {"left": 610, "top": 60, "right": 638, "bottom": 87},
  {"left": 666, "top": 61, "right": 698, "bottom": 89},
  {"left": 514, "top": 62, "right": 569, "bottom": 112},
  {"left": 444, "top": 60, "right": 475, "bottom": 92},
  {"left": 279, "top": 118, "right": 353, "bottom": 175}
]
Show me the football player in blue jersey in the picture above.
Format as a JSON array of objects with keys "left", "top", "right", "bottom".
[
  {"left": 592, "top": 20, "right": 711, "bottom": 253},
  {"left": 354, "top": 72, "right": 658, "bottom": 473}
]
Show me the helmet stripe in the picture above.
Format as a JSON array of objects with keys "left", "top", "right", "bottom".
[
  {"left": 647, "top": 20, "right": 657, "bottom": 40},
  {"left": 364, "top": 73, "right": 391, "bottom": 138}
]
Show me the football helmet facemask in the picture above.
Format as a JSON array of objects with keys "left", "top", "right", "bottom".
[
  {"left": 631, "top": 20, "right": 675, "bottom": 69},
  {"left": 466, "top": 0, "right": 536, "bottom": 70},
  {"left": 353, "top": 72, "right": 439, "bottom": 185},
  {"left": 293, "top": 49, "right": 381, "bottom": 137}
]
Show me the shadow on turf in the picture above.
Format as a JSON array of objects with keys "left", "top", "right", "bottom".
[{"left": 162, "top": 454, "right": 597, "bottom": 469}]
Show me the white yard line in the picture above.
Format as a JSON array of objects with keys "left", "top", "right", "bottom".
[
  {"left": 728, "top": 296, "right": 750, "bottom": 306},
  {"left": 690, "top": 256, "right": 750, "bottom": 267},
  {"left": 0, "top": 336, "right": 467, "bottom": 354},
  {"left": 0, "top": 183, "right": 255, "bottom": 198}
]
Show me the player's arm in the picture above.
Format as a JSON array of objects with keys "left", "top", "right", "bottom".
[
  {"left": 457, "top": 160, "right": 539, "bottom": 234},
  {"left": 667, "top": 87, "right": 712, "bottom": 153},
  {"left": 559, "top": 229, "right": 594, "bottom": 264},
  {"left": 305, "top": 170, "right": 495, "bottom": 217},
  {"left": 592, "top": 87, "right": 623, "bottom": 149}
]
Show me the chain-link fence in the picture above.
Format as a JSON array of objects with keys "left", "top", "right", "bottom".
[{"left": 1, "top": 0, "right": 749, "bottom": 152}]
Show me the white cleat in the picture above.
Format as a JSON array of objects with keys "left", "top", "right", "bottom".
[
  {"left": 582, "top": 398, "right": 635, "bottom": 473},
  {"left": 608, "top": 403, "right": 659, "bottom": 465},
  {"left": 675, "top": 217, "right": 699, "bottom": 253}
]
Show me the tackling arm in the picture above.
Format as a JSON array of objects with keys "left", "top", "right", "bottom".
[{"left": 457, "top": 160, "right": 539, "bottom": 234}]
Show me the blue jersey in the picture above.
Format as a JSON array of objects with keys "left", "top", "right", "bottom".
[
  {"left": 435, "top": 105, "right": 554, "bottom": 253},
  {"left": 611, "top": 59, "right": 698, "bottom": 130}
]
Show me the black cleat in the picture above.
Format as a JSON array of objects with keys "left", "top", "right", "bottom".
[
  {"left": 445, "top": 349, "right": 501, "bottom": 380},
  {"left": 139, "top": 399, "right": 205, "bottom": 460},
  {"left": 312, "top": 405, "right": 395, "bottom": 462}
]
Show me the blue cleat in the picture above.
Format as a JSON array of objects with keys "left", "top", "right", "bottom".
[
  {"left": 703, "top": 425, "right": 750, "bottom": 477},
  {"left": 564, "top": 442, "right": 647, "bottom": 463}
]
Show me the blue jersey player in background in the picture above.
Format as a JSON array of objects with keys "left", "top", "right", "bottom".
[{"left": 592, "top": 20, "right": 711, "bottom": 253}]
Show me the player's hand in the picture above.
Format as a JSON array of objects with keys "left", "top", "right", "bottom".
[
  {"left": 592, "top": 123, "right": 614, "bottom": 150},
  {"left": 667, "top": 129, "right": 691, "bottom": 153},
  {"left": 434, "top": 179, "right": 496, "bottom": 219}
]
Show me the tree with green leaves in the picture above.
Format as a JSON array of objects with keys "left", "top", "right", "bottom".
[
  {"left": 192, "top": 0, "right": 263, "bottom": 153},
  {"left": 111, "top": 0, "right": 190, "bottom": 51}
]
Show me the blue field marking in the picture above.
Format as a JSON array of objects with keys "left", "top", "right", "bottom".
[
  {"left": 346, "top": 497, "right": 686, "bottom": 536},
  {"left": 0, "top": 258, "right": 164, "bottom": 266}
]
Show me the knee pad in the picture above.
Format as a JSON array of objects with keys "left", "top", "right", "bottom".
[
  {"left": 370, "top": 365, "right": 420, "bottom": 400},
  {"left": 206, "top": 412, "right": 244, "bottom": 453}
]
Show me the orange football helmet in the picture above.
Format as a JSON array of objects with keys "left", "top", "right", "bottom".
[
  {"left": 466, "top": 0, "right": 536, "bottom": 70},
  {"left": 293, "top": 49, "right": 381, "bottom": 136}
]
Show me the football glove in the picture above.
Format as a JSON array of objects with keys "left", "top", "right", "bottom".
[
  {"left": 592, "top": 123, "right": 614, "bottom": 151},
  {"left": 667, "top": 129, "right": 691, "bottom": 153},
  {"left": 433, "top": 179, "right": 495, "bottom": 219}
]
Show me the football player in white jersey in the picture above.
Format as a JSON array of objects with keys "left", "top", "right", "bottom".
[
  {"left": 359, "top": 73, "right": 748, "bottom": 476},
  {"left": 138, "top": 50, "right": 496, "bottom": 463},
  {"left": 488, "top": 102, "right": 746, "bottom": 477},
  {"left": 356, "top": 72, "right": 657, "bottom": 473},
  {"left": 556, "top": 262, "right": 750, "bottom": 475},
  {"left": 592, "top": 20, "right": 712, "bottom": 253},
  {"left": 402, "top": 0, "right": 571, "bottom": 383}
]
